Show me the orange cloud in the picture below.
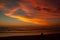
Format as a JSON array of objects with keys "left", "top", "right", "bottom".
[
  {"left": 0, "top": 3, "right": 5, "bottom": 9},
  {"left": 4, "top": 7, "right": 53, "bottom": 26},
  {"left": 0, "top": 0, "right": 59, "bottom": 26}
]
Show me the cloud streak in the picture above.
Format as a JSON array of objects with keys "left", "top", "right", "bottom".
[{"left": 0, "top": 0, "right": 60, "bottom": 26}]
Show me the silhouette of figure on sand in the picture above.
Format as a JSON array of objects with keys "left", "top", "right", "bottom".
[{"left": 40, "top": 33, "right": 45, "bottom": 40}]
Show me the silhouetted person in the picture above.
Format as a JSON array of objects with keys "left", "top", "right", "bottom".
[
  {"left": 41, "top": 33, "right": 44, "bottom": 36},
  {"left": 40, "top": 33, "right": 45, "bottom": 40}
]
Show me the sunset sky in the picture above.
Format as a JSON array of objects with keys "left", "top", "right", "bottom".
[{"left": 0, "top": 0, "right": 60, "bottom": 35}]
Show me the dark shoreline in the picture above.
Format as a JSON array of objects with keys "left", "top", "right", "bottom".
[{"left": 0, "top": 33, "right": 60, "bottom": 40}]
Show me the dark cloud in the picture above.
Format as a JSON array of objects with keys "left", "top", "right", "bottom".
[{"left": 34, "top": 7, "right": 41, "bottom": 11}]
